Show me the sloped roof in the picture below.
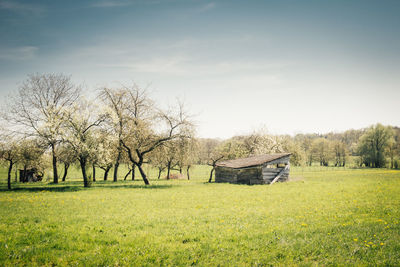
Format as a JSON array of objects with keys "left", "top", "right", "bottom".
[{"left": 216, "top": 153, "right": 291, "bottom": 169}]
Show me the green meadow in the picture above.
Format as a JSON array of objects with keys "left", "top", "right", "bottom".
[{"left": 0, "top": 166, "right": 399, "bottom": 266}]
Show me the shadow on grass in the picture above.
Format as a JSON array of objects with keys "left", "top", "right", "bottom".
[{"left": 0, "top": 181, "right": 175, "bottom": 192}]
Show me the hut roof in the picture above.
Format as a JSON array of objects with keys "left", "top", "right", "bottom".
[{"left": 216, "top": 153, "right": 291, "bottom": 169}]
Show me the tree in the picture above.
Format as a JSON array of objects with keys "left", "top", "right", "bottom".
[
  {"left": 387, "top": 128, "right": 400, "bottom": 169},
  {"left": 295, "top": 133, "right": 319, "bottom": 166},
  {"left": 6, "top": 73, "right": 81, "bottom": 183},
  {"left": 99, "top": 87, "right": 131, "bottom": 182},
  {"left": 16, "top": 139, "right": 46, "bottom": 182},
  {"left": 331, "top": 140, "right": 347, "bottom": 167},
  {"left": 217, "top": 138, "right": 248, "bottom": 160},
  {"left": 342, "top": 129, "right": 364, "bottom": 156},
  {"left": 57, "top": 143, "right": 76, "bottom": 181},
  {"left": 149, "top": 145, "right": 168, "bottom": 179},
  {"left": 0, "top": 140, "right": 19, "bottom": 190},
  {"left": 176, "top": 138, "right": 199, "bottom": 180},
  {"left": 198, "top": 138, "right": 221, "bottom": 164},
  {"left": 357, "top": 124, "right": 393, "bottom": 168},
  {"left": 311, "top": 138, "right": 331, "bottom": 166},
  {"left": 207, "top": 154, "right": 225, "bottom": 183},
  {"left": 217, "top": 130, "right": 284, "bottom": 160},
  {"left": 119, "top": 85, "right": 193, "bottom": 185},
  {"left": 94, "top": 130, "right": 116, "bottom": 181},
  {"left": 163, "top": 140, "right": 180, "bottom": 180},
  {"left": 242, "top": 129, "right": 283, "bottom": 156},
  {"left": 280, "top": 136, "right": 306, "bottom": 166},
  {"left": 63, "top": 100, "right": 105, "bottom": 187}
]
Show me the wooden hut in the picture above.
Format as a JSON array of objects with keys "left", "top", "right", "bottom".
[
  {"left": 19, "top": 168, "right": 43, "bottom": 183},
  {"left": 215, "top": 153, "right": 291, "bottom": 185}
]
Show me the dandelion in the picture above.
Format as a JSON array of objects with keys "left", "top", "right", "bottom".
[
  {"left": 353, "top": 238, "right": 358, "bottom": 242},
  {"left": 380, "top": 243, "right": 384, "bottom": 246}
]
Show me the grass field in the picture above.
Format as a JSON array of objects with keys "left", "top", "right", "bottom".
[{"left": 0, "top": 166, "right": 399, "bottom": 266}]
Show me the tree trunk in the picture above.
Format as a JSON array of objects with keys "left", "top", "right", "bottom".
[
  {"left": 104, "top": 166, "right": 111, "bottom": 181},
  {"left": 167, "top": 161, "right": 171, "bottom": 180},
  {"left": 80, "top": 157, "right": 90, "bottom": 187},
  {"left": 51, "top": 143, "right": 59, "bottom": 184},
  {"left": 22, "top": 165, "right": 27, "bottom": 183},
  {"left": 113, "top": 150, "right": 121, "bottom": 182},
  {"left": 62, "top": 163, "right": 70, "bottom": 182},
  {"left": 186, "top": 165, "right": 190, "bottom": 180},
  {"left": 158, "top": 168, "right": 162, "bottom": 179},
  {"left": 137, "top": 163, "right": 150, "bottom": 185},
  {"left": 179, "top": 167, "right": 182, "bottom": 174},
  {"left": 208, "top": 167, "right": 215, "bottom": 183},
  {"left": 124, "top": 169, "right": 132, "bottom": 180},
  {"left": 92, "top": 164, "right": 96, "bottom": 182},
  {"left": 132, "top": 164, "right": 135, "bottom": 180},
  {"left": 7, "top": 160, "right": 13, "bottom": 190}
]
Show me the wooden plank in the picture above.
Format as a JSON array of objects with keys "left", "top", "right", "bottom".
[
  {"left": 262, "top": 168, "right": 281, "bottom": 174},
  {"left": 270, "top": 164, "right": 290, "bottom": 185},
  {"left": 215, "top": 166, "right": 238, "bottom": 183},
  {"left": 262, "top": 174, "right": 277, "bottom": 180}
]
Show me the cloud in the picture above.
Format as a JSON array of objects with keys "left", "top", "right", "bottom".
[
  {"left": 98, "top": 55, "right": 191, "bottom": 75},
  {"left": 0, "top": 0, "right": 45, "bottom": 15},
  {"left": 198, "top": 2, "right": 215, "bottom": 12},
  {"left": 91, "top": 0, "right": 133, "bottom": 8},
  {"left": 0, "top": 46, "right": 38, "bottom": 61},
  {"left": 66, "top": 36, "right": 292, "bottom": 78},
  {"left": 90, "top": 0, "right": 164, "bottom": 8}
]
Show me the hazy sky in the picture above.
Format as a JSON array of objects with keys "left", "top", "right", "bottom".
[{"left": 0, "top": 0, "right": 399, "bottom": 138}]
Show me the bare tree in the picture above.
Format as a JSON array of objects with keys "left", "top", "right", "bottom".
[
  {"left": 57, "top": 143, "right": 76, "bottom": 181},
  {"left": 119, "top": 85, "right": 193, "bottom": 185},
  {"left": 63, "top": 100, "right": 105, "bottom": 187},
  {"left": 99, "top": 87, "right": 133, "bottom": 182},
  {"left": 0, "top": 140, "right": 19, "bottom": 190},
  {"left": 94, "top": 129, "right": 116, "bottom": 181},
  {"left": 6, "top": 73, "right": 81, "bottom": 183},
  {"left": 149, "top": 145, "right": 168, "bottom": 179},
  {"left": 175, "top": 137, "right": 198, "bottom": 180},
  {"left": 207, "top": 155, "right": 225, "bottom": 183}
]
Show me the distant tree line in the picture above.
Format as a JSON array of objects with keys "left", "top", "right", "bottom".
[
  {"left": 1, "top": 73, "right": 399, "bottom": 190},
  {"left": 196, "top": 124, "right": 400, "bottom": 176}
]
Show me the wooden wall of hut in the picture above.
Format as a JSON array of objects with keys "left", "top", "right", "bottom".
[{"left": 215, "top": 155, "right": 290, "bottom": 185}]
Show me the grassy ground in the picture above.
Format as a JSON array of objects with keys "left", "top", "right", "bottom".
[{"left": 0, "top": 166, "right": 399, "bottom": 266}]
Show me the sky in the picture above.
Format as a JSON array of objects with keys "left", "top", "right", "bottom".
[{"left": 0, "top": 0, "right": 399, "bottom": 139}]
